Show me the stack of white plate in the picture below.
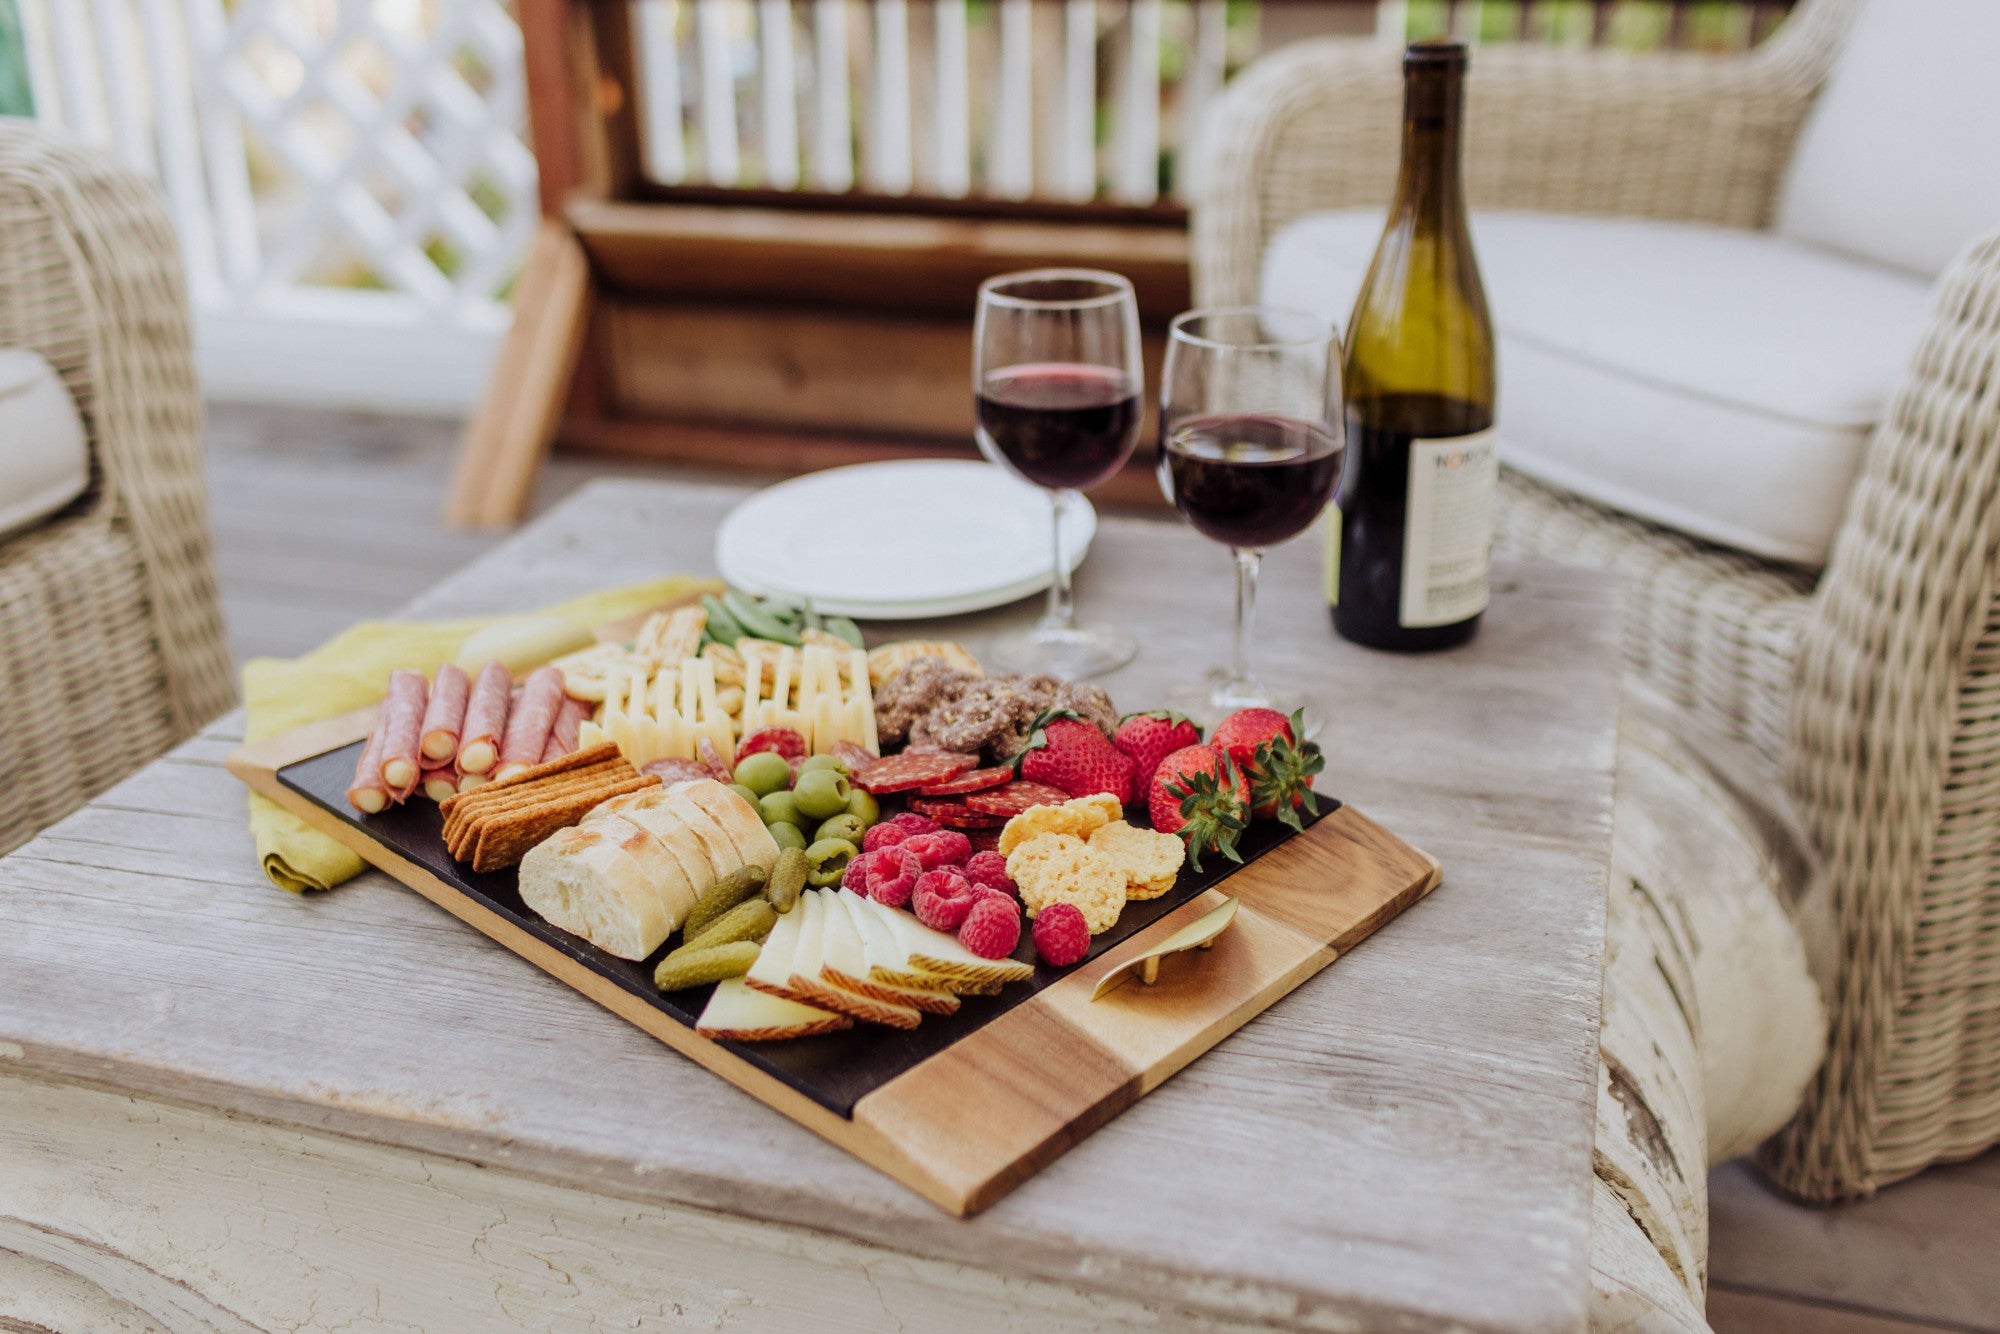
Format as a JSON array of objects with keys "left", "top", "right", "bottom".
[{"left": 714, "top": 460, "right": 1094, "bottom": 620}]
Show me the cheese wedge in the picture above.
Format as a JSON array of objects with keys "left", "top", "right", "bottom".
[
  {"left": 787, "top": 892, "right": 921, "bottom": 1029},
  {"left": 518, "top": 822, "right": 675, "bottom": 960},
  {"left": 696, "top": 977, "right": 850, "bottom": 1041},
  {"left": 669, "top": 779, "right": 780, "bottom": 875},
  {"left": 820, "top": 891, "right": 958, "bottom": 1015},
  {"left": 744, "top": 890, "right": 809, "bottom": 1003},
  {"left": 860, "top": 895, "right": 1035, "bottom": 986}
]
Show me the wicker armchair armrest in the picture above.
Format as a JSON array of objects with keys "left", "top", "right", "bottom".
[
  {"left": 1762, "top": 226, "right": 2000, "bottom": 1199},
  {"left": 1190, "top": 0, "right": 1852, "bottom": 306}
]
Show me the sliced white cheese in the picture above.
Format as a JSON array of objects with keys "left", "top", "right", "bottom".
[
  {"left": 786, "top": 891, "right": 922, "bottom": 1028},
  {"left": 863, "top": 895, "right": 1035, "bottom": 986},
  {"left": 824, "top": 891, "right": 958, "bottom": 1015},
  {"left": 696, "top": 977, "right": 850, "bottom": 1041},
  {"left": 744, "top": 892, "right": 808, "bottom": 1002}
]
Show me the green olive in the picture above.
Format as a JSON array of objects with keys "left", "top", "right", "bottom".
[
  {"left": 844, "top": 786, "right": 880, "bottom": 827},
  {"left": 727, "top": 782, "right": 761, "bottom": 810},
  {"left": 758, "top": 790, "right": 801, "bottom": 828},
  {"left": 804, "top": 837, "right": 860, "bottom": 887},
  {"left": 815, "top": 813, "right": 867, "bottom": 847},
  {"left": 799, "top": 754, "right": 849, "bottom": 777},
  {"left": 792, "top": 768, "right": 851, "bottom": 821},
  {"left": 733, "top": 751, "right": 793, "bottom": 796},
  {"left": 766, "top": 821, "right": 808, "bottom": 852}
]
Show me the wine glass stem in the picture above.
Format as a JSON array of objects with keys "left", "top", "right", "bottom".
[
  {"left": 1231, "top": 547, "right": 1262, "bottom": 689},
  {"left": 1040, "top": 488, "right": 1077, "bottom": 634}
]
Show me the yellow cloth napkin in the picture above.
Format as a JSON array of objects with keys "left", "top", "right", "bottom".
[{"left": 243, "top": 576, "right": 718, "bottom": 892}]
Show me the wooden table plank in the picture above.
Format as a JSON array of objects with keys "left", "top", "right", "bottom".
[{"left": 0, "top": 479, "right": 1617, "bottom": 1333}]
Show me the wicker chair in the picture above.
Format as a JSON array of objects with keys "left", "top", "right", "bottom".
[
  {"left": 1191, "top": 0, "right": 2000, "bottom": 1206},
  {"left": 0, "top": 124, "right": 233, "bottom": 856}
]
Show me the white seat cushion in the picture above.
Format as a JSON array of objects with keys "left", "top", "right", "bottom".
[
  {"left": 1261, "top": 210, "right": 1932, "bottom": 565},
  {"left": 1776, "top": 0, "right": 2000, "bottom": 279},
  {"left": 0, "top": 350, "right": 88, "bottom": 540}
]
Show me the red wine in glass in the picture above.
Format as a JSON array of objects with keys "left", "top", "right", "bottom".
[
  {"left": 1161, "top": 413, "right": 1344, "bottom": 549},
  {"left": 976, "top": 362, "right": 1142, "bottom": 491}
]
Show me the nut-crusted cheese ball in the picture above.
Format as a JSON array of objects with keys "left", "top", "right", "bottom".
[
  {"left": 1007, "top": 833, "right": 1128, "bottom": 934},
  {"left": 1089, "top": 820, "right": 1185, "bottom": 900}
]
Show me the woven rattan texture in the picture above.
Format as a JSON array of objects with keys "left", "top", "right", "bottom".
[
  {"left": 0, "top": 126, "right": 232, "bottom": 855},
  {"left": 1191, "top": 0, "right": 2000, "bottom": 1201}
]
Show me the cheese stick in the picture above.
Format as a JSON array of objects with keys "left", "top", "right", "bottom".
[
  {"left": 456, "top": 660, "right": 512, "bottom": 776},
  {"left": 420, "top": 662, "right": 471, "bottom": 762},
  {"left": 377, "top": 669, "right": 429, "bottom": 791},
  {"left": 346, "top": 708, "right": 392, "bottom": 814},
  {"left": 420, "top": 765, "right": 459, "bottom": 803},
  {"left": 495, "top": 665, "right": 564, "bottom": 781}
]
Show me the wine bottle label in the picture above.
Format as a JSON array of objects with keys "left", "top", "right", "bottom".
[
  {"left": 1323, "top": 505, "right": 1341, "bottom": 607},
  {"left": 1399, "top": 428, "right": 1498, "bottom": 628}
]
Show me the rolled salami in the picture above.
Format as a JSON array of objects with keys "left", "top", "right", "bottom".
[
  {"left": 420, "top": 766, "right": 459, "bottom": 803},
  {"left": 456, "top": 660, "right": 512, "bottom": 776},
  {"left": 495, "top": 666, "right": 564, "bottom": 781},
  {"left": 377, "top": 669, "right": 429, "bottom": 791},
  {"left": 420, "top": 663, "right": 471, "bottom": 762},
  {"left": 346, "top": 709, "right": 392, "bottom": 814},
  {"left": 541, "top": 695, "right": 591, "bottom": 764}
]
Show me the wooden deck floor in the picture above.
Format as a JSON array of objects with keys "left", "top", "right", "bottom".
[{"left": 203, "top": 403, "right": 2000, "bottom": 1332}]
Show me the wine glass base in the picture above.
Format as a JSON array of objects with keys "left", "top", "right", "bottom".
[
  {"left": 985, "top": 623, "right": 1138, "bottom": 680},
  {"left": 1165, "top": 679, "right": 1317, "bottom": 734}
]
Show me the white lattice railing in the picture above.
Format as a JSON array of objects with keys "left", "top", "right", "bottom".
[{"left": 14, "top": 0, "right": 537, "bottom": 412}]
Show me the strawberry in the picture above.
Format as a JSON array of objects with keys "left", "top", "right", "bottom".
[
  {"left": 1212, "top": 708, "right": 1324, "bottom": 832},
  {"left": 1112, "top": 709, "right": 1202, "bottom": 804},
  {"left": 1015, "top": 710, "right": 1134, "bottom": 804},
  {"left": 1148, "top": 743, "right": 1249, "bottom": 871}
]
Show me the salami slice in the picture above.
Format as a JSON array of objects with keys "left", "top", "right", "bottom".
[
  {"left": 965, "top": 827, "right": 1003, "bottom": 853},
  {"left": 915, "top": 766, "right": 1012, "bottom": 797},
  {"left": 965, "top": 780, "right": 1071, "bottom": 816},
  {"left": 642, "top": 757, "right": 712, "bottom": 783},
  {"left": 829, "top": 740, "right": 878, "bottom": 775},
  {"left": 419, "top": 663, "right": 470, "bottom": 762},
  {"left": 909, "top": 799, "right": 1006, "bottom": 829},
  {"left": 739, "top": 727, "right": 808, "bottom": 762},
  {"left": 854, "top": 750, "right": 978, "bottom": 794},
  {"left": 696, "top": 735, "right": 734, "bottom": 783}
]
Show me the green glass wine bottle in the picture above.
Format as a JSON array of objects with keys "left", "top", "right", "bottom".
[{"left": 1327, "top": 40, "right": 1497, "bottom": 651}]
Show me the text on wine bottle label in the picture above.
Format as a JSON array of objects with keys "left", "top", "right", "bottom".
[{"left": 1399, "top": 429, "right": 1498, "bottom": 628}]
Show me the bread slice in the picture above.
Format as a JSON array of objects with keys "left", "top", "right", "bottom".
[
  {"left": 653, "top": 787, "right": 746, "bottom": 883},
  {"left": 696, "top": 977, "right": 850, "bottom": 1041},
  {"left": 582, "top": 811, "right": 700, "bottom": 928},
  {"left": 590, "top": 787, "right": 717, "bottom": 917},
  {"left": 670, "top": 779, "right": 781, "bottom": 874},
  {"left": 518, "top": 823, "right": 674, "bottom": 960},
  {"left": 825, "top": 891, "right": 959, "bottom": 1014},
  {"left": 786, "top": 892, "right": 921, "bottom": 1029}
]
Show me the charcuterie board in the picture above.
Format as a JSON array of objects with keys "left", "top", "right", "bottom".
[{"left": 232, "top": 710, "right": 1438, "bottom": 1215}]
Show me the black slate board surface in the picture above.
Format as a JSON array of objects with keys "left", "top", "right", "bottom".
[{"left": 280, "top": 741, "right": 1332, "bottom": 1117}]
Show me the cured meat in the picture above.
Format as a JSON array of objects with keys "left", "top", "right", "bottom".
[
  {"left": 739, "top": 727, "right": 808, "bottom": 761},
  {"left": 541, "top": 695, "right": 591, "bottom": 763},
  {"left": 496, "top": 666, "right": 564, "bottom": 780},
  {"left": 420, "top": 663, "right": 471, "bottom": 762},
  {"left": 909, "top": 799, "right": 1006, "bottom": 829},
  {"left": 346, "top": 708, "right": 393, "bottom": 814},
  {"left": 915, "top": 766, "right": 1013, "bottom": 797},
  {"left": 456, "top": 660, "right": 512, "bottom": 776},
  {"left": 420, "top": 766, "right": 459, "bottom": 803},
  {"left": 965, "top": 827, "right": 1003, "bottom": 853},
  {"left": 852, "top": 750, "right": 978, "bottom": 794},
  {"left": 696, "top": 735, "right": 734, "bottom": 783},
  {"left": 376, "top": 669, "right": 429, "bottom": 791},
  {"left": 829, "top": 740, "right": 878, "bottom": 775},
  {"left": 965, "top": 781, "right": 1071, "bottom": 817},
  {"left": 641, "top": 757, "right": 712, "bottom": 783}
]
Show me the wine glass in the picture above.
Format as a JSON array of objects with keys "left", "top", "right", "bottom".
[
  {"left": 1157, "top": 307, "right": 1344, "bottom": 727},
  {"left": 973, "top": 269, "right": 1143, "bottom": 679}
]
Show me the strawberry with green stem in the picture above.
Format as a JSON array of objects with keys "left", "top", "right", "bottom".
[
  {"left": 1112, "top": 709, "right": 1202, "bottom": 804},
  {"left": 1211, "top": 708, "right": 1324, "bottom": 832},
  {"left": 1013, "top": 709, "right": 1135, "bottom": 803},
  {"left": 1148, "top": 743, "right": 1249, "bottom": 871}
]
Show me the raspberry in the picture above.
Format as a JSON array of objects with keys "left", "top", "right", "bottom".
[
  {"left": 958, "top": 896, "right": 1021, "bottom": 960},
  {"left": 865, "top": 848, "right": 921, "bottom": 908},
  {"left": 861, "top": 822, "right": 910, "bottom": 853},
  {"left": 1032, "top": 902, "right": 1090, "bottom": 967},
  {"left": 841, "top": 848, "right": 877, "bottom": 891},
  {"left": 902, "top": 829, "right": 971, "bottom": 872},
  {"left": 890, "top": 811, "right": 939, "bottom": 836},
  {"left": 913, "top": 868, "right": 977, "bottom": 932},
  {"left": 964, "top": 850, "right": 1015, "bottom": 898}
]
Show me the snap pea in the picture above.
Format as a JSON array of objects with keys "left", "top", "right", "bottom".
[
  {"left": 723, "top": 592, "right": 801, "bottom": 646},
  {"left": 824, "top": 615, "right": 864, "bottom": 649},
  {"left": 700, "top": 594, "right": 748, "bottom": 645}
]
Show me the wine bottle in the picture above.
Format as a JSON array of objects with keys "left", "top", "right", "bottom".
[{"left": 1328, "top": 40, "right": 1497, "bottom": 651}]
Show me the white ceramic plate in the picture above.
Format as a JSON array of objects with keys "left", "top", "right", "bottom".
[{"left": 714, "top": 459, "right": 1095, "bottom": 619}]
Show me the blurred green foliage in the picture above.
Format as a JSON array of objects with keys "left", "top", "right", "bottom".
[{"left": 0, "top": 0, "right": 33, "bottom": 118}]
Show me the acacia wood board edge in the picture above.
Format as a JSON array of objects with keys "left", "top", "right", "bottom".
[{"left": 229, "top": 719, "right": 1439, "bottom": 1215}]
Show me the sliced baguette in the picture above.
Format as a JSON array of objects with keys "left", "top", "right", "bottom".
[
  {"left": 670, "top": 779, "right": 781, "bottom": 875},
  {"left": 583, "top": 811, "right": 700, "bottom": 927},
  {"left": 518, "top": 823, "right": 674, "bottom": 960},
  {"left": 591, "top": 787, "right": 718, "bottom": 916},
  {"left": 696, "top": 977, "right": 850, "bottom": 1041},
  {"left": 787, "top": 892, "right": 921, "bottom": 1029},
  {"left": 654, "top": 787, "right": 748, "bottom": 882}
]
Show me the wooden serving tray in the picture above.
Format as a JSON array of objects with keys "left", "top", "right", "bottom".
[{"left": 231, "top": 712, "right": 1439, "bottom": 1215}]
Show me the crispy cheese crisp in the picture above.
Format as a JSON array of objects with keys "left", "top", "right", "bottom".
[
  {"left": 997, "top": 793, "right": 1124, "bottom": 856},
  {"left": 1007, "top": 833, "right": 1128, "bottom": 934},
  {"left": 1088, "top": 820, "right": 1185, "bottom": 900}
]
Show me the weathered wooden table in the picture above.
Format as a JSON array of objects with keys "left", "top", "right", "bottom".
[{"left": 0, "top": 479, "right": 1619, "bottom": 1333}]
